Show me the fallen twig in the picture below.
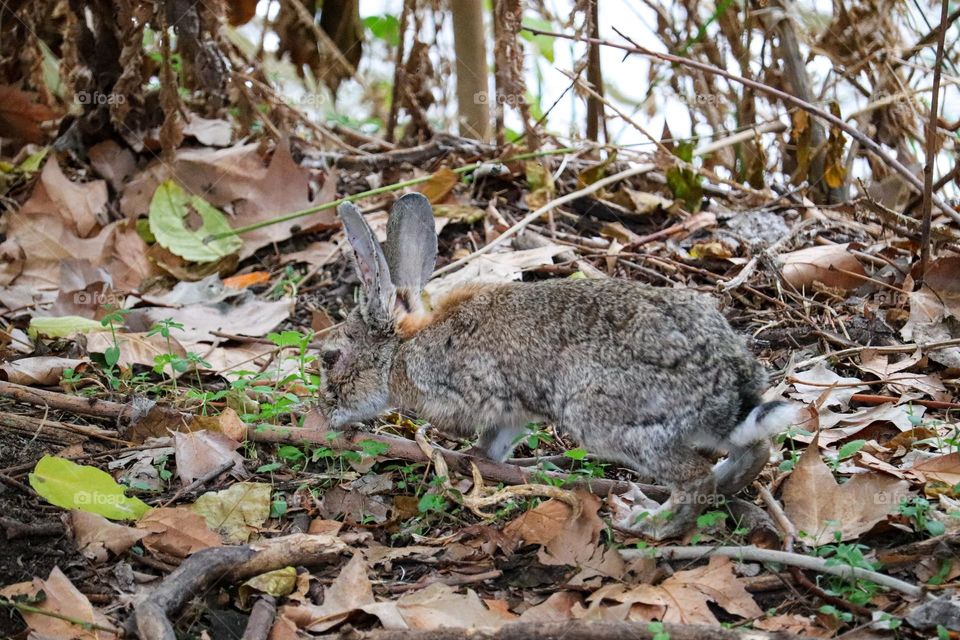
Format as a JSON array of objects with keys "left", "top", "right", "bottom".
[
  {"left": 247, "top": 417, "right": 669, "bottom": 501},
  {"left": 128, "top": 534, "right": 346, "bottom": 640},
  {"left": 338, "top": 621, "right": 812, "bottom": 640},
  {"left": 621, "top": 546, "right": 924, "bottom": 599}
]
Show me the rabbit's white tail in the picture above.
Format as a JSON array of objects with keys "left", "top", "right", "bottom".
[{"left": 727, "top": 401, "right": 797, "bottom": 448}]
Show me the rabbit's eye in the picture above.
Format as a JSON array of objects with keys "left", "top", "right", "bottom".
[{"left": 321, "top": 349, "right": 341, "bottom": 368}]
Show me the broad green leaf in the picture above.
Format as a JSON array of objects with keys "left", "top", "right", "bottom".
[
  {"left": 29, "top": 455, "right": 150, "bottom": 520},
  {"left": 519, "top": 18, "right": 556, "bottom": 62},
  {"left": 148, "top": 179, "right": 242, "bottom": 263},
  {"left": 17, "top": 147, "right": 48, "bottom": 173},
  {"left": 363, "top": 15, "right": 400, "bottom": 46},
  {"left": 29, "top": 315, "right": 109, "bottom": 338}
]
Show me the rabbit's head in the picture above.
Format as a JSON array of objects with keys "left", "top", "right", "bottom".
[{"left": 319, "top": 193, "right": 437, "bottom": 427}]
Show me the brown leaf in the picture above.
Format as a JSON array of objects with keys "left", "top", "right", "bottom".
[
  {"left": 0, "top": 356, "right": 86, "bottom": 385},
  {"left": 20, "top": 157, "right": 108, "bottom": 238},
  {"left": 85, "top": 331, "right": 188, "bottom": 369},
  {"left": 0, "top": 85, "right": 59, "bottom": 143},
  {"left": 284, "top": 553, "right": 375, "bottom": 632},
  {"left": 780, "top": 243, "right": 866, "bottom": 290},
  {"left": 416, "top": 168, "right": 460, "bottom": 203},
  {"left": 69, "top": 510, "right": 147, "bottom": 562},
  {"left": 0, "top": 567, "right": 117, "bottom": 639},
  {"left": 173, "top": 429, "right": 244, "bottom": 485},
  {"left": 910, "top": 453, "right": 960, "bottom": 489},
  {"left": 581, "top": 556, "right": 761, "bottom": 625},
  {"left": 782, "top": 435, "right": 911, "bottom": 544},
  {"left": 137, "top": 506, "right": 222, "bottom": 557}
]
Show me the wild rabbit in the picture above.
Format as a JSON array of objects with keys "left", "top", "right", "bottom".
[{"left": 320, "top": 192, "right": 795, "bottom": 540}]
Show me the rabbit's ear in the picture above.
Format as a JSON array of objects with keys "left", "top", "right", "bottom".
[
  {"left": 338, "top": 202, "right": 396, "bottom": 327},
  {"left": 384, "top": 193, "right": 438, "bottom": 313}
]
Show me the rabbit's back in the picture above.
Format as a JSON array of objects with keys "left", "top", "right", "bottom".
[{"left": 392, "top": 278, "right": 766, "bottom": 449}]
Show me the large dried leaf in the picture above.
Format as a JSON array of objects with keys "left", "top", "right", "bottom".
[
  {"left": 780, "top": 243, "right": 866, "bottom": 290},
  {"left": 125, "top": 293, "right": 291, "bottom": 344},
  {"left": 0, "top": 567, "right": 117, "bottom": 639},
  {"left": 173, "top": 429, "right": 244, "bottom": 485},
  {"left": 19, "top": 157, "right": 107, "bottom": 238},
  {"left": 85, "top": 331, "right": 188, "bottom": 369},
  {"left": 137, "top": 507, "right": 222, "bottom": 557},
  {"left": 580, "top": 557, "right": 761, "bottom": 625},
  {"left": 69, "top": 510, "right": 147, "bottom": 562},
  {"left": 782, "top": 436, "right": 911, "bottom": 545},
  {"left": 789, "top": 362, "right": 868, "bottom": 409},
  {"left": 0, "top": 356, "right": 86, "bottom": 385}
]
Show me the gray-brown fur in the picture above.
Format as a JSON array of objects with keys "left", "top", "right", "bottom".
[{"left": 321, "top": 194, "right": 793, "bottom": 540}]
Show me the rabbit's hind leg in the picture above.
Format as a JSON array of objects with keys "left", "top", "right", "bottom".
[
  {"left": 713, "top": 440, "right": 770, "bottom": 496},
  {"left": 612, "top": 441, "right": 718, "bottom": 541},
  {"left": 467, "top": 423, "right": 529, "bottom": 462}
]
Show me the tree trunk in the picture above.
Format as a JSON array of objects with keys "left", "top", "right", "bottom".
[{"left": 451, "top": 0, "right": 491, "bottom": 140}]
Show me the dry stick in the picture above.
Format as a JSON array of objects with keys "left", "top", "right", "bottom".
[
  {"left": 158, "top": 458, "right": 235, "bottom": 508},
  {"left": 128, "top": 534, "right": 346, "bottom": 640},
  {"left": 792, "top": 338, "right": 960, "bottom": 369},
  {"left": 621, "top": 546, "right": 924, "bottom": 599},
  {"left": 432, "top": 164, "right": 655, "bottom": 278},
  {"left": 521, "top": 26, "right": 960, "bottom": 225},
  {"left": 240, "top": 595, "right": 276, "bottom": 640},
  {"left": 918, "top": 0, "right": 951, "bottom": 287},
  {"left": 0, "top": 380, "right": 133, "bottom": 422},
  {"left": 849, "top": 393, "right": 960, "bottom": 411},
  {"left": 247, "top": 423, "right": 668, "bottom": 501},
  {"left": 339, "top": 622, "right": 811, "bottom": 640},
  {"left": 0, "top": 516, "right": 63, "bottom": 540},
  {"left": 0, "top": 410, "right": 125, "bottom": 444}
]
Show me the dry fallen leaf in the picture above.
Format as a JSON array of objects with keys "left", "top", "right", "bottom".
[
  {"left": 0, "top": 356, "right": 86, "bottom": 385},
  {"left": 0, "top": 85, "right": 59, "bottom": 143},
  {"left": 780, "top": 243, "right": 866, "bottom": 290},
  {"left": 189, "top": 481, "right": 272, "bottom": 544},
  {"left": 789, "top": 362, "right": 869, "bottom": 409},
  {"left": 69, "top": 510, "right": 147, "bottom": 562},
  {"left": 578, "top": 556, "right": 761, "bottom": 625},
  {"left": 20, "top": 157, "right": 108, "bottom": 238},
  {"left": 173, "top": 429, "right": 245, "bottom": 485},
  {"left": 86, "top": 331, "right": 188, "bottom": 369},
  {"left": 782, "top": 435, "right": 911, "bottom": 545},
  {"left": 136, "top": 506, "right": 222, "bottom": 557},
  {"left": 0, "top": 566, "right": 118, "bottom": 639}
]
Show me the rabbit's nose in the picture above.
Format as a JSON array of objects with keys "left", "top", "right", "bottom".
[{"left": 321, "top": 349, "right": 341, "bottom": 368}]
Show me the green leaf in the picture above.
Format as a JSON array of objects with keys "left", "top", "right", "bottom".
[
  {"left": 29, "top": 316, "right": 109, "bottom": 338},
  {"left": 363, "top": 15, "right": 400, "bottom": 46},
  {"left": 837, "top": 439, "right": 867, "bottom": 460},
  {"left": 418, "top": 493, "right": 446, "bottom": 513},
  {"left": 29, "top": 455, "right": 150, "bottom": 520},
  {"left": 148, "top": 179, "right": 242, "bottom": 263},
  {"left": 17, "top": 147, "right": 48, "bottom": 173},
  {"left": 359, "top": 439, "right": 390, "bottom": 458},
  {"left": 104, "top": 345, "right": 121, "bottom": 368},
  {"left": 564, "top": 447, "right": 588, "bottom": 461},
  {"left": 519, "top": 18, "right": 556, "bottom": 62}
]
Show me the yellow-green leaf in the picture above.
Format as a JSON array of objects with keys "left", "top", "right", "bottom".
[
  {"left": 29, "top": 316, "right": 109, "bottom": 338},
  {"left": 29, "top": 455, "right": 151, "bottom": 520},
  {"left": 189, "top": 482, "right": 271, "bottom": 544},
  {"left": 239, "top": 566, "right": 298, "bottom": 606},
  {"left": 148, "top": 179, "right": 242, "bottom": 263}
]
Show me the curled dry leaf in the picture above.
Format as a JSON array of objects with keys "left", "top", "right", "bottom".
[
  {"left": 0, "top": 567, "right": 118, "bottom": 639},
  {"left": 69, "top": 510, "right": 147, "bottom": 563},
  {"left": 780, "top": 243, "right": 866, "bottom": 290},
  {"left": 782, "top": 435, "right": 911, "bottom": 545},
  {"left": 789, "top": 362, "right": 869, "bottom": 409},
  {"left": 85, "top": 331, "right": 188, "bottom": 369},
  {"left": 173, "top": 429, "right": 245, "bottom": 485},
  {"left": 136, "top": 506, "right": 222, "bottom": 558},
  {"left": 0, "top": 356, "right": 87, "bottom": 385},
  {"left": 577, "top": 556, "right": 761, "bottom": 625}
]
